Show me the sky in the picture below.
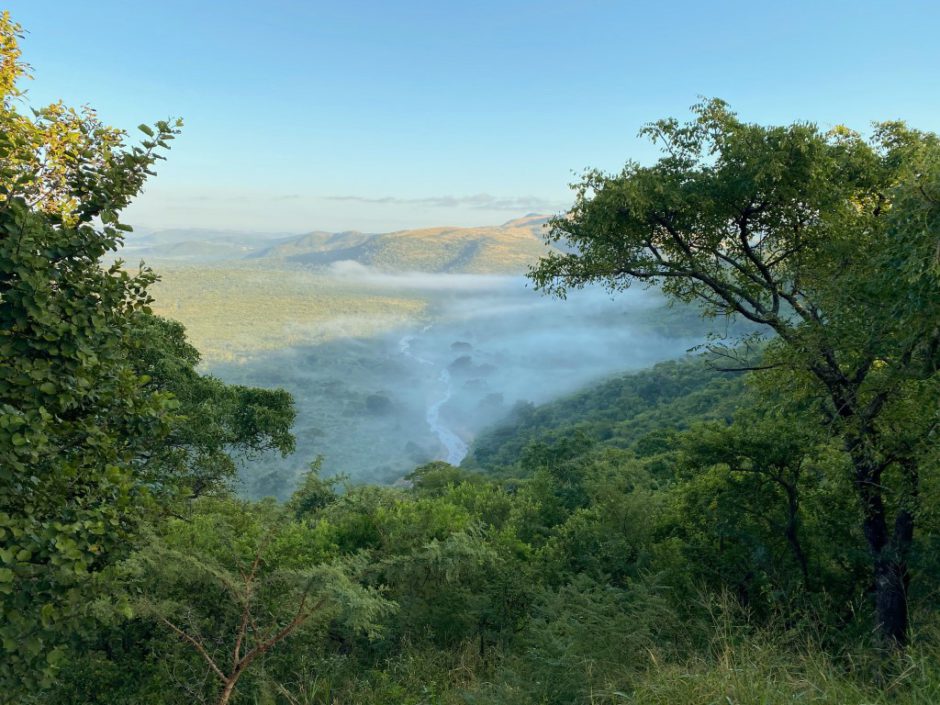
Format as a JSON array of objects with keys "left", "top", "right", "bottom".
[{"left": 5, "top": 0, "right": 940, "bottom": 233}]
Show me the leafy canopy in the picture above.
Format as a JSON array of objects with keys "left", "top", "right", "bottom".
[
  {"left": 531, "top": 99, "right": 940, "bottom": 644},
  {"left": 0, "top": 10, "right": 184, "bottom": 689}
]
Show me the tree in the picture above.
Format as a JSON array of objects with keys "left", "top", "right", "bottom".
[
  {"left": 0, "top": 11, "right": 184, "bottom": 689},
  {"left": 671, "top": 412, "right": 825, "bottom": 602},
  {"left": 530, "top": 99, "right": 939, "bottom": 645},
  {"left": 138, "top": 499, "right": 391, "bottom": 705},
  {"left": 127, "top": 313, "right": 296, "bottom": 499}
]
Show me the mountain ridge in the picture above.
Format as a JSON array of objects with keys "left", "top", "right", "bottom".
[{"left": 123, "top": 215, "right": 554, "bottom": 274}]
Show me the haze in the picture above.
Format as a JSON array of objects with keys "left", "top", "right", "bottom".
[{"left": 205, "top": 267, "right": 717, "bottom": 497}]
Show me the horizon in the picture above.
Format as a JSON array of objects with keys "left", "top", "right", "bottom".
[
  {"left": 130, "top": 211, "right": 550, "bottom": 237},
  {"left": 5, "top": 1, "right": 940, "bottom": 233}
]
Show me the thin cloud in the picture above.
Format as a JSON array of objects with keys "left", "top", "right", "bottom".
[
  {"left": 324, "top": 193, "right": 567, "bottom": 212},
  {"left": 173, "top": 193, "right": 301, "bottom": 203}
]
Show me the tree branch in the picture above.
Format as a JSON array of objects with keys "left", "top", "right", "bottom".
[{"left": 159, "top": 617, "right": 227, "bottom": 683}]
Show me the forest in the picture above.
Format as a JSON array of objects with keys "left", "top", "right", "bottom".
[{"left": 1, "top": 10, "right": 939, "bottom": 705}]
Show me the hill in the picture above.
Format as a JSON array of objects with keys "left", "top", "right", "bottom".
[
  {"left": 115, "top": 228, "right": 296, "bottom": 263},
  {"left": 252, "top": 214, "right": 552, "bottom": 273},
  {"left": 125, "top": 215, "right": 553, "bottom": 274}
]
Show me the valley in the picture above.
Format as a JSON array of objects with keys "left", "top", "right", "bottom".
[{"left": 141, "top": 222, "right": 717, "bottom": 497}]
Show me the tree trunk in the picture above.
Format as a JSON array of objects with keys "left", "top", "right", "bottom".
[
  {"left": 854, "top": 450, "right": 913, "bottom": 647},
  {"left": 216, "top": 677, "right": 238, "bottom": 705},
  {"left": 873, "top": 554, "right": 909, "bottom": 646},
  {"left": 877, "top": 506, "right": 915, "bottom": 645},
  {"left": 782, "top": 482, "right": 810, "bottom": 588}
]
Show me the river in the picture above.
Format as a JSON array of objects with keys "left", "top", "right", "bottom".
[{"left": 398, "top": 327, "right": 469, "bottom": 465}]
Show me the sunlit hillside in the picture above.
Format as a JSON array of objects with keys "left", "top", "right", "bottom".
[
  {"left": 142, "top": 215, "right": 555, "bottom": 362},
  {"left": 349, "top": 215, "right": 552, "bottom": 273},
  {"left": 129, "top": 215, "right": 554, "bottom": 274}
]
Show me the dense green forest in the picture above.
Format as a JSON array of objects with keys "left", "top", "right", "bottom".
[{"left": 2, "top": 12, "right": 938, "bottom": 705}]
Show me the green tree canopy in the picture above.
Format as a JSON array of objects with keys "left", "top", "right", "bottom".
[
  {"left": 0, "top": 12, "right": 295, "bottom": 693},
  {"left": 0, "top": 11, "right": 182, "bottom": 688},
  {"left": 127, "top": 313, "right": 296, "bottom": 499},
  {"left": 531, "top": 99, "right": 940, "bottom": 645}
]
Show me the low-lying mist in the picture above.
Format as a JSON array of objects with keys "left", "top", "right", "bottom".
[{"left": 211, "top": 267, "right": 713, "bottom": 498}]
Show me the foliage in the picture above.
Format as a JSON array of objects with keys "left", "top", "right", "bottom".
[
  {"left": 468, "top": 356, "right": 744, "bottom": 472},
  {"left": 530, "top": 99, "right": 940, "bottom": 644},
  {"left": 127, "top": 313, "right": 296, "bottom": 497},
  {"left": 39, "top": 418, "right": 940, "bottom": 703},
  {"left": 0, "top": 11, "right": 181, "bottom": 690},
  {"left": 31, "top": 334, "right": 930, "bottom": 704},
  {"left": 0, "top": 14, "right": 292, "bottom": 696}
]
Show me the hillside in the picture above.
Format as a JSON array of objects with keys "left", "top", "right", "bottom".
[
  {"left": 466, "top": 356, "right": 745, "bottom": 472},
  {"left": 114, "top": 228, "right": 296, "bottom": 263},
  {"left": 252, "top": 214, "right": 551, "bottom": 273},
  {"left": 127, "top": 215, "right": 553, "bottom": 274}
]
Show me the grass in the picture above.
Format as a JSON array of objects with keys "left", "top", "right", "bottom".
[
  {"left": 256, "top": 595, "right": 940, "bottom": 705},
  {"left": 619, "top": 641, "right": 940, "bottom": 705},
  {"left": 248, "top": 635, "right": 940, "bottom": 705},
  {"left": 148, "top": 266, "right": 428, "bottom": 362}
]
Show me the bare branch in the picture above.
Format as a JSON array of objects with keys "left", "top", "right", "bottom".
[
  {"left": 159, "top": 617, "right": 227, "bottom": 684},
  {"left": 712, "top": 364, "right": 782, "bottom": 373}
]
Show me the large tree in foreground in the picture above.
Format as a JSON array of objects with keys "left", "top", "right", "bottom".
[
  {"left": 0, "top": 12, "right": 294, "bottom": 693},
  {"left": 531, "top": 100, "right": 939, "bottom": 645},
  {"left": 0, "top": 11, "right": 181, "bottom": 688}
]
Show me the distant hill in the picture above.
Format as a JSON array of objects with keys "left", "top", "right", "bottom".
[
  {"left": 114, "top": 228, "right": 297, "bottom": 263},
  {"left": 252, "top": 214, "right": 552, "bottom": 273},
  {"left": 122, "top": 215, "right": 554, "bottom": 274}
]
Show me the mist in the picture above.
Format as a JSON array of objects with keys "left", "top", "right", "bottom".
[{"left": 210, "top": 270, "right": 712, "bottom": 499}]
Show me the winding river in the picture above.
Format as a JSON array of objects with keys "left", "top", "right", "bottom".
[{"left": 398, "top": 328, "right": 469, "bottom": 465}]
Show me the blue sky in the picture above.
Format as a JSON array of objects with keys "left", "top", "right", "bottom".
[{"left": 6, "top": 0, "right": 940, "bottom": 232}]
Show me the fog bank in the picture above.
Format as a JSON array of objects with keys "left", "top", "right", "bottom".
[{"left": 211, "top": 273, "right": 710, "bottom": 498}]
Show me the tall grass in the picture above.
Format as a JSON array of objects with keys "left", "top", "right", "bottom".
[{"left": 252, "top": 593, "right": 940, "bottom": 705}]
